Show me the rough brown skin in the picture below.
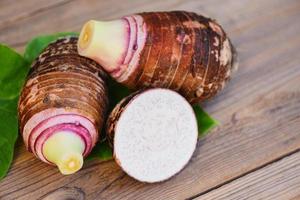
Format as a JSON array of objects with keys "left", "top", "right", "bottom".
[
  {"left": 80, "top": 11, "right": 238, "bottom": 104},
  {"left": 18, "top": 37, "right": 108, "bottom": 149},
  {"left": 131, "top": 11, "right": 238, "bottom": 104}
]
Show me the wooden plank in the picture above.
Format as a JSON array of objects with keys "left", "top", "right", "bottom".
[
  {"left": 0, "top": 0, "right": 294, "bottom": 51},
  {"left": 0, "top": 0, "right": 300, "bottom": 199},
  {"left": 0, "top": 0, "right": 68, "bottom": 22},
  {"left": 195, "top": 151, "right": 300, "bottom": 200},
  {"left": 0, "top": 0, "right": 71, "bottom": 47},
  {"left": 0, "top": 0, "right": 188, "bottom": 49}
]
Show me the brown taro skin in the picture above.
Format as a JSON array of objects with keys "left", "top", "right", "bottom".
[
  {"left": 124, "top": 11, "right": 238, "bottom": 104},
  {"left": 18, "top": 37, "right": 108, "bottom": 155}
]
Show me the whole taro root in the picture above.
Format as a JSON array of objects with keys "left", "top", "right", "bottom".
[
  {"left": 78, "top": 11, "right": 238, "bottom": 104},
  {"left": 18, "top": 37, "right": 108, "bottom": 175}
]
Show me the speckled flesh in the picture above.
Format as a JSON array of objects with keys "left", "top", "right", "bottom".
[{"left": 106, "top": 88, "right": 198, "bottom": 183}]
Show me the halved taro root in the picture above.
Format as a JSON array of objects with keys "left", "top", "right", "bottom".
[
  {"left": 18, "top": 37, "right": 108, "bottom": 175},
  {"left": 106, "top": 88, "right": 198, "bottom": 182}
]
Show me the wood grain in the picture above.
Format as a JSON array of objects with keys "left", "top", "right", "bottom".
[
  {"left": 195, "top": 151, "right": 300, "bottom": 200},
  {"left": 0, "top": 0, "right": 72, "bottom": 47},
  {"left": 0, "top": 0, "right": 300, "bottom": 199}
]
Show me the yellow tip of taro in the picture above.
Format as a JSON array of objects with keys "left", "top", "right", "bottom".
[
  {"left": 43, "top": 131, "right": 85, "bottom": 175},
  {"left": 78, "top": 20, "right": 95, "bottom": 50},
  {"left": 57, "top": 152, "right": 83, "bottom": 175}
]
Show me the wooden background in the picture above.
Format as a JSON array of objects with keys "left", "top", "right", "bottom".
[{"left": 0, "top": 0, "right": 300, "bottom": 199}]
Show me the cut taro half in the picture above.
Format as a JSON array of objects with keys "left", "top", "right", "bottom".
[{"left": 106, "top": 88, "right": 198, "bottom": 182}]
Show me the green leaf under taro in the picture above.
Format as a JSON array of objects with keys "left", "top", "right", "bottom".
[
  {"left": 0, "top": 98, "right": 19, "bottom": 180},
  {"left": 0, "top": 139, "right": 14, "bottom": 180},
  {"left": 107, "top": 78, "right": 132, "bottom": 112},
  {"left": 0, "top": 44, "right": 29, "bottom": 100},
  {"left": 193, "top": 105, "right": 219, "bottom": 137},
  {"left": 0, "top": 45, "right": 29, "bottom": 181},
  {"left": 87, "top": 141, "right": 113, "bottom": 161}
]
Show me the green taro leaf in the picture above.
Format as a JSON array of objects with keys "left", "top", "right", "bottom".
[
  {"left": 0, "top": 139, "right": 14, "bottom": 180},
  {"left": 0, "top": 45, "right": 29, "bottom": 100},
  {"left": 0, "top": 44, "right": 29, "bottom": 180},
  {"left": 193, "top": 105, "right": 219, "bottom": 137},
  {"left": 87, "top": 140, "right": 113, "bottom": 161},
  {"left": 107, "top": 78, "right": 132, "bottom": 111},
  {"left": 0, "top": 97, "right": 18, "bottom": 116},
  {"left": 24, "top": 32, "right": 79, "bottom": 63},
  {"left": 0, "top": 98, "right": 19, "bottom": 180}
]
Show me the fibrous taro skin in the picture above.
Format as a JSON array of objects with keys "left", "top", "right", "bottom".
[
  {"left": 18, "top": 37, "right": 108, "bottom": 175},
  {"left": 78, "top": 11, "right": 238, "bottom": 104}
]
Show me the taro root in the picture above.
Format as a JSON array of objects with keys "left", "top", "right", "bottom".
[
  {"left": 18, "top": 37, "right": 108, "bottom": 175},
  {"left": 78, "top": 11, "right": 238, "bottom": 104},
  {"left": 106, "top": 88, "right": 198, "bottom": 182}
]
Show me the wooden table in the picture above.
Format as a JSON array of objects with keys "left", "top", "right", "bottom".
[{"left": 0, "top": 0, "right": 300, "bottom": 199}]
